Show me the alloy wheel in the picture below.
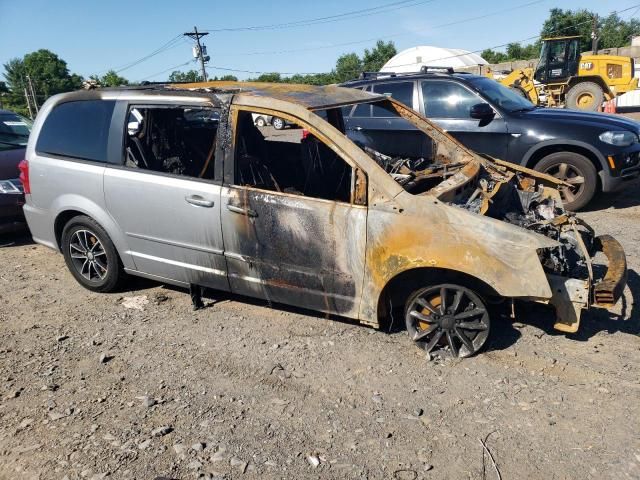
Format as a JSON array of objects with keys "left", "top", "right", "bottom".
[
  {"left": 68, "top": 229, "right": 108, "bottom": 282},
  {"left": 542, "top": 162, "right": 585, "bottom": 206},
  {"left": 406, "top": 285, "right": 490, "bottom": 358}
]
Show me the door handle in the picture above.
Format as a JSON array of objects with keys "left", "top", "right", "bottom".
[
  {"left": 185, "top": 195, "right": 214, "bottom": 208},
  {"left": 227, "top": 204, "right": 258, "bottom": 217},
  {"left": 353, "top": 126, "right": 363, "bottom": 131}
]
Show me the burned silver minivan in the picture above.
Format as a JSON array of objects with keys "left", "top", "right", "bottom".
[{"left": 22, "top": 82, "right": 626, "bottom": 357}]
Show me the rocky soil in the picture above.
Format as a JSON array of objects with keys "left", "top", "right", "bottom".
[{"left": 1, "top": 185, "right": 639, "bottom": 480}]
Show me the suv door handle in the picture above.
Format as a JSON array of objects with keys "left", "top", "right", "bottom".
[
  {"left": 185, "top": 195, "right": 214, "bottom": 208},
  {"left": 353, "top": 126, "right": 363, "bottom": 131},
  {"left": 227, "top": 204, "right": 258, "bottom": 217}
]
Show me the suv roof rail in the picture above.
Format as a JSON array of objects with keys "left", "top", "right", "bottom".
[
  {"left": 419, "top": 66, "right": 454, "bottom": 74},
  {"left": 356, "top": 67, "right": 456, "bottom": 81}
]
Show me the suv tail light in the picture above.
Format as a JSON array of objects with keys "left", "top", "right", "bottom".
[{"left": 18, "top": 159, "right": 30, "bottom": 194}]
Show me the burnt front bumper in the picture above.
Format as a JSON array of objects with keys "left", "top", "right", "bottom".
[
  {"left": 592, "top": 235, "right": 627, "bottom": 306},
  {"left": 550, "top": 234, "right": 627, "bottom": 333}
]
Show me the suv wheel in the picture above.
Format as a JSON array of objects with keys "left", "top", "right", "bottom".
[
  {"left": 535, "top": 152, "right": 597, "bottom": 211},
  {"left": 61, "top": 216, "right": 124, "bottom": 292},
  {"left": 272, "top": 117, "right": 285, "bottom": 130},
  {"left": 565, "top": 82, "right": 603, "bottom": 111},
  {"left": 254, "top": 116, "right": 266, "bottom": 127},
  {"left": 404, "top": 283, "right": 490, "bottom": 358}
]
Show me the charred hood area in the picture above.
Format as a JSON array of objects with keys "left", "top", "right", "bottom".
[{"left": 365, "top": 147, "right": 595, "bottom": 280}]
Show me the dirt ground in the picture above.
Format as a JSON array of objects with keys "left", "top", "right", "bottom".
[{"left": 1, "top": 183, "right": 640, "bottom": 480}]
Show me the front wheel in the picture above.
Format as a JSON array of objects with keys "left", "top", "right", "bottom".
[
  {"left": 61, "top": 216, "right": 125, "bottom": 292},
  {"left": 405, "top": 284, "right": 490, "bottom": 358},
  {"left": 565, "top": 82, "right": 604, "bottom": 111},
  {"left": 534, "top": 152, "right": 597, "bottom": 211}
]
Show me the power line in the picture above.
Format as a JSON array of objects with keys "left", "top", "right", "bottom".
[
  {"left": 203, "top": 3, "right": 640, "bottom": 78},
  {"left": 202, "top": 0, "right": 435, "bottom": 32},
  {"left": 140, "top": 60, "right": 195, "bottom": 81},
  {"left": 214, "top": 0, "right": 546, "bottom": 57}
]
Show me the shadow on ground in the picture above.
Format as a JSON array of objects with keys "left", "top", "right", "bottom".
[
  {"left": 517, "top": 268, "right": 640, "bottom": 342},
  {"left": 0, "top": 230, "right": 33, "bottom": 248},
  {"left": 581, "top": 178, "right": 640, "bottom": 212}
]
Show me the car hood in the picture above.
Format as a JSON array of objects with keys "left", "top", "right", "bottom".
[
  {"left": 517, "top": 107, "right": 640, "bottom": 133},
  {"left": 0, "top": 147, "right": 24, "bottom": 179}
]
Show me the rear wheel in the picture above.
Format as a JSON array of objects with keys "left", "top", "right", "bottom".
[
  {"left": 61, "top": 216, "right": 124, "bottom": 292},
  {"left": 405, "top": 284, "right": 490, "bottom": 358},
  {"left": 565, "top": 82, "right": 604, "bottom": 111},
  {"left": 535, "top": 151, "right": 597, "bottom": 211},
  {"left": 254, "top": 116, "right": 266, "bottom": 127}
]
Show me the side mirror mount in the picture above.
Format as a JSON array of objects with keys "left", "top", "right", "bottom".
[{"left": 470, "top": 103, "right": 495, "bottom": 120}]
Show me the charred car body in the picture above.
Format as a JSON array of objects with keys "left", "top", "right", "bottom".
[{"left": 22, "top": 82, "right": 626, "bottom": 357}]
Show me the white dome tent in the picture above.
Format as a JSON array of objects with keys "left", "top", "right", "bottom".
[{"left": 380, "top": 46, "right": 488, "bottom": 73}]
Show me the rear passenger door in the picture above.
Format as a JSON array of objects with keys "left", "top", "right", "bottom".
[
  {"left": 419, "top": 79, "right": 510, "bottom": 160},
  {"left": 103, "top": 102, "right": 228, "bottom": 290},
  {"left": 344, "top": 82, "right": 429, "bottom": 159}
]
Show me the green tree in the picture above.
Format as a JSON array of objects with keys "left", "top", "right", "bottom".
[
  {"left": 89, "top": 69, "right": 129, "bottom": 87},
  {"left": 3, "top": 49, "right": 83, "bottom": 114},
  {"left": 599, "top": 13, "right": 640, "bottom": 49},
  {"left": 168, "top": 70, "right": 203, "bottom": 82},
  {"left": 481, "top": 49, "right": 508, "bottom": 64},
  {"left": 362, "top": 40, "right": 397, "bottom": 72},
  {"left": 540, "top": 8, "right": 596, "bottom": 52},
  {"left": 100, "top": 70, "right": 129, "bottom": 87},
  {"left": 217, "top": 74, "right": 238, "bottom": 81},
  {"left": 334, "top": 53, "right": 363, "bottom": 83}
]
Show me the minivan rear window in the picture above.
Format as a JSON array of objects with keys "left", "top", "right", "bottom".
[{"left": 36, "top": 100, "right": 115, "bottom": 162}]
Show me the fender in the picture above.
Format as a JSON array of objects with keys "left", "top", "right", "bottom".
[
  {"left": 519, "top": 139, "right": 608, "bottom": 171},
  {"left": 51, "top": 195, "right": 136, "bottom": 270}
]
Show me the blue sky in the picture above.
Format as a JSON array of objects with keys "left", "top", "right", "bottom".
[{"left": 0, "top": 0, "right": 638, "bottom": 82}]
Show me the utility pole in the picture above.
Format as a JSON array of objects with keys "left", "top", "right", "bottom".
[
  {"left": 26, "top": 75, "right": 39, "bottom": 113},
  {"left": 591, "top": 15, "right": 599, "bottom": 53},
  {"left": 23, "top": 85, "right": 34, "bottom": 119},
  {"left": 183, "top": 26, "right": 210, "bottom": 81}
]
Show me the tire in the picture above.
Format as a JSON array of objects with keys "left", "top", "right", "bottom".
[
  {"left": 534, "top": 152, "right": 597, "bottom": 211},
  {"left": 61, "top": 215, "right": 125, "bottom": 292},
  {"left": 404, "top": 283, "right": 490, "bottom": 358},
  {"left": 254, "top": 116, "right": 266, "bottom": 127},
  {"left": 272, "top": 117, "right": 285, "bottom": 130},
  {"left": 565, "top": 82, "right": 604, "bottom": 111}
]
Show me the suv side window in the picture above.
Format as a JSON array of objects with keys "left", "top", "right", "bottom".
[
  {"left": 123, "top": 105, "right": 219, "bottom": 180},
  {"left": 372, "top": 82, "right": 414, "bottom": 117},
  {"left": 36, "top": 100, "right": 115, "bottom": 162},
  {"left": 421, "top": 80, "right": 480, "bottom": 119}
]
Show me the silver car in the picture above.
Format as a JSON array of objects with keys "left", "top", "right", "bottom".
[{"left": 22, "top": 82, "right": 626, "bottom": 357}]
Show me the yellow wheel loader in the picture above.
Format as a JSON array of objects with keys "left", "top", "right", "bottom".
[{"left": 489, "top": 36, "right": 638, "bottom": 111}]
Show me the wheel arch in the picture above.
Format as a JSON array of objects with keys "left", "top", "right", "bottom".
[
  {"left": 52, "top": 201, "right": 135, "bottom": 270},
  {"left": 568, "top": 76, "right": 612, "bottom": 97},
  {"left": 521, "top": 140, "right": 607, "bottom": 177},
  {"left": 375, "top": 266, "right": 500, "bottom": 331}
]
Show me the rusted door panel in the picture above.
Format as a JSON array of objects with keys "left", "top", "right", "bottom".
[{"left": 220, "top": 186, "right": 366, "bottom": 318}]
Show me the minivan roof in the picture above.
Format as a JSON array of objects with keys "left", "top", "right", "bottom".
[{"left": 171, "top": 81, "right": 385, "bottom": 110}]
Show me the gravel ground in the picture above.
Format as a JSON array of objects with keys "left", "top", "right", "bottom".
[{"left": 1, "top": 183, "right": 639, "bottom": 480}]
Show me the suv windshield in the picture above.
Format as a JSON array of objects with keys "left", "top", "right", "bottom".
[
  {"left": 469, "top": 77, "right": 535, "bottom": 112},
  {"left": 0, "top": 112, "right": 33, "bottom": 150}
]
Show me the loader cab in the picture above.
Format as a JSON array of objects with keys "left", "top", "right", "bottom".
[{"left": 533, "top": 37, "right": 580, "bottom": 83}]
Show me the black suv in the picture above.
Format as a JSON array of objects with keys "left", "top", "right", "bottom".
[{"left": 341, "top": 70, "right": 640, "bottom": 210}]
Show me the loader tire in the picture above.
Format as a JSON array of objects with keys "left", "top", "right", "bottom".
[{"left": 566, "top": 82, "right": 604, "bottom": 111}]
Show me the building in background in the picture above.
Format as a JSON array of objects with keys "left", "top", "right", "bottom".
[{"left": 380, "top": 46, "right": 488, "bottom": 73}]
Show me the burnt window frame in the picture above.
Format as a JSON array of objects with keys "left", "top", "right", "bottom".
[
  {"left": 112, "top": 101, "right": 223, "bottom": 185},
  {"left": 35, "top": 99, "right": 116, "bottom": 164},
  {"left": 228, "top": 105, "right": 367, "bottom": 206}
]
